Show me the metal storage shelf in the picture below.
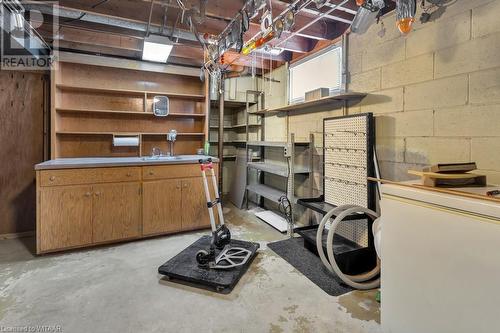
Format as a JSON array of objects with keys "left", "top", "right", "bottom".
[
  {"left": 209, "top": 140, "right": 247, "bottom": 144},
  {"left": 248, "top": 162, "right": 310, "bottom": 177},
  {"left": 247, "top": 141, "right": 288, "bottom": 148},
  {"left": 244, "top": 89, "right": 314, "bottom": 234},
  {"left": 209, "top": 123, "right": 261, "bottom": 129},
  {"left": 224, "top": 155, "right": 261, "bottom": 160},
  {"left": 246, "top": 132, "right": 314, "bottom": 232},
  {"left": 297, "top": 196, "right": 370, "bottom": 220},
  {"left": 246, "top": 184, "right": 285, "bottom": 203},
  {"left": 247, "top": 140, "right": 310, "bottom": 147},
  {"left": 209, "top": 89, "right": 263, "bottom": 167},
  {"left": 210, "top": 100, "right": 257, "bottom": 108}
]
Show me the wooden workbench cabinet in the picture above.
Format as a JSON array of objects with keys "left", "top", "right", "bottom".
[
  {"left": 36, "top": 163, "right": 217, "bottom": 254},
  {"left": 39, "top": 185, "right": 93, "bottom": 251}
]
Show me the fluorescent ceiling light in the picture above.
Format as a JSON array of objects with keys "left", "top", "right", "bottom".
[
  {"left": 142, "top": 35, "right": 173, "bottom": 63},
  {"left": 258, "top": 46, "right": 284, "bottom": 56},
  {"left": 268, "top": 47, "right": 284, "bottom": 56}
]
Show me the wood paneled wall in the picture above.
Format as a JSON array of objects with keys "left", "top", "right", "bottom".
[{"left": 0, "top": 72, "right": 47, "bottom": 235}]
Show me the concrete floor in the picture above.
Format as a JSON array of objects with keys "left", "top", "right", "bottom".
[{"left": 0, "top": 204, "right": 381, "bottom": 333}]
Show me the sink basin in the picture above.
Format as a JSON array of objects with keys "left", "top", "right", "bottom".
[
  {"left": 141, "top": 156, "right": 181, "bottom": 161},
  {"left": 140, "top": 155, "right": 210, "bottom": 162}
]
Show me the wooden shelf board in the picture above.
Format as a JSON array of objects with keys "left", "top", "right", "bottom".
[
  {"left": 57, "top": 131, "right": 205, "bottom": 136},
  {"left": 56, "top": 108, "right": 206, "bottom": 117},
  {"left": 56, "top": 84, "right": 205, "bottom": 100},
  {"left": 250, "top": 92, "right": 367, "bottom": 114},
  {"left": 142, "top": 132, "right": 205, "bottom": 136}
]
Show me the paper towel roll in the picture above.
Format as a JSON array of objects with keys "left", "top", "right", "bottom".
[{"left": 113, "top": 136, "right": 140, "bottom": 147}]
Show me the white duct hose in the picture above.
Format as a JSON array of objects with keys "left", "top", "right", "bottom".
[
  {"left": 316, "top": 205, "right": 380, "bottom": 284},
  {"left": 316, "top": 205, "right": 381, "bottom": 290},
  {"left": 372, "top": 217, "right": 382, "bottom": 260}
]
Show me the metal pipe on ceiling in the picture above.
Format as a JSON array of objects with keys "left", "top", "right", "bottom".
[
  {"left": 324, "top": 2, "right": 358, "bottom": 14},
  {"left": 221, "top": 0, "right": 316, "bottom": 70},
  {"left": 161, "top": 6, "right": 168, "bottom": 34},
  {"left": 223, "top": 0, "right": 351, "bottom": 70},
  {"left": 300, "top": 7, "right": 353, "bottom": 24},
  {"left": 145, "top": 0, "right": 155, "bottom": 37},
  {"left": 275, "top": 0, "right": 350, "bottom": 48},
  {"left": 28, "top": 3, "right": 201, "bottom": 42}
]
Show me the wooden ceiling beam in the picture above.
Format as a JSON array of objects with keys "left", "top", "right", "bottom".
[
  {"left": 55, "top": 0, "right": 328, "bottom": 48},
  {"left": 32, "top": 0, "right": 352, "bottom": 69},
  {"left": 140, "top": 0, "right": 338, "bottom": 40},
  {"left": 58, "top": 41, "right": 204, "bottom": 67}
]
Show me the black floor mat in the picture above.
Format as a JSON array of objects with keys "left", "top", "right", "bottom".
[{"left": 268, "top": 237, "right": 353, "bottom": 296}]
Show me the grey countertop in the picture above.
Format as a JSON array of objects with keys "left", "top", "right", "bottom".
[{"left": 35, "top": 155, "right": 219, "bottom": 170}]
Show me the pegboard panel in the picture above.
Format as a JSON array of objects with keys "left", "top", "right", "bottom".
[
  {"left": 323, "top": 114, "right": 374, "bottom": 247},
  {"left": 325, "top": 218, "right": 369, "bottom": 247}
]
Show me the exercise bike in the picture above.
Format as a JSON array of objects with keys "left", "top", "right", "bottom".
[{"left": 195, "top": 158, "right": 252, "bottom": 269}]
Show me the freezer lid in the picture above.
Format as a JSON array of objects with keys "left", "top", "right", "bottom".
[{"left": 381, "top": 182, "right": 500, "bottom": 221}]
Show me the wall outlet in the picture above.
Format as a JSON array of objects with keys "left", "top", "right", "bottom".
[{"left": 284, "top": 145, "right": 291, "bottom": 158}]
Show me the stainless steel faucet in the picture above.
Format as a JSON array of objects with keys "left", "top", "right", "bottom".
[{"left": 167, "top": 129, "right": 177, "bottom": 156}]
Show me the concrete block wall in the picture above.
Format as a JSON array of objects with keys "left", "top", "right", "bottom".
[
  {"left": 219, "top": 0, "right": 499, "bottom": 226},
  {"left": 259, "top": 0, "right": 500, "bottom": 193},
  {"left": 262, "top": 65, "right": 289, "bottom": 142},
  {"left": 345, "top": 0, "right": 500, "bottom": 183}
]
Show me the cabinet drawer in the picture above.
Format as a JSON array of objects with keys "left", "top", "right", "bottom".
[
  {"left": 143, "top": 164, "right": 218, "bottom": 180},
  {"left": 40, "top": 167, "right": 142, "bottom": 187}
]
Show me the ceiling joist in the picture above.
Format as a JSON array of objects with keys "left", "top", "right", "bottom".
[{"left": 28, "top": 0, "right": 360, "bottom": 69}]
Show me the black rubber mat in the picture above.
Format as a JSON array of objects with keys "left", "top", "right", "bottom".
[
  {"left": 158, "top": 235, "right": 259, "bottom": 294},
  {"left": 297, "top": 226, "right": 377, "bottom": 275},
  {"left": 268, "top": 237, "right": 353, "bottom": 296}
]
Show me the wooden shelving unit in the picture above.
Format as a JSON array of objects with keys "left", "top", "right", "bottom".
[{"left": 52, "top": 61, "right": 207, "bottom": 158}]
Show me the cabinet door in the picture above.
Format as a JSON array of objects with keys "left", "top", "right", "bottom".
[
  {"left": 92, "top": 182, "right": 141, "bottom": 243},
  {"left": 181, "top": 178, "right": 212, "bottom": 231},
  {"left": 39, "top": 186, "right": 92, "bottom": 252},
  {"left": 143, "top": 179, "right": 182, "bottom": 236}
]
